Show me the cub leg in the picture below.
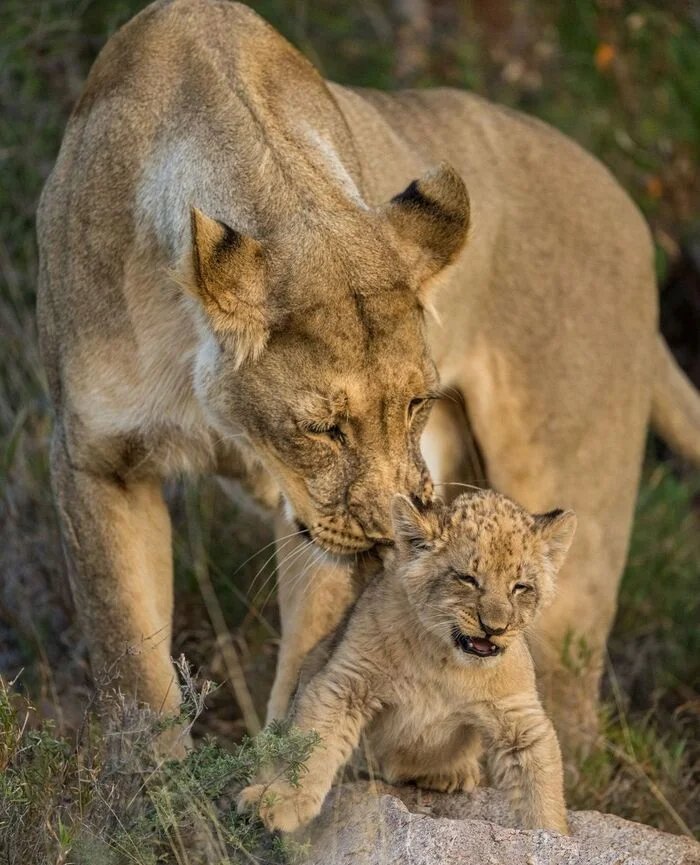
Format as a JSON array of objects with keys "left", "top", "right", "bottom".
[
  {"left": 51, "top": 429, "right": 186, "bottom": 755},
  {"left": 412, "top": 730, "right": 482, "bottom": 793},
  {"left": 266, "top": 512, "right": 355, "bottom": 722},
  {"left": 241, "top": 672, "right": 377, "bottom": 832},
  {"left": 479, "top": 697, "right": 568, "bottom": 834}
]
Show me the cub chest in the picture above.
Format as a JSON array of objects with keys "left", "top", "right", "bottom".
[{"left": 365, "top": 675, "right": 476, "bottom": 767}]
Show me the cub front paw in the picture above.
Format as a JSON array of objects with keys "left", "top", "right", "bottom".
[
  {"left": 455, "top": 756, "right": 481, "bottom": 792},
  {"left": 237, "top": 781, "right": 322, "bottom": 832}
]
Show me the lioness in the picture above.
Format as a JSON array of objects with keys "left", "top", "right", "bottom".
[
  {"left": 238, "top": 490, "right": 573, "bottom": 834},
  {"left": 37, "top": 0, "right": 700, "bottom": 757}
]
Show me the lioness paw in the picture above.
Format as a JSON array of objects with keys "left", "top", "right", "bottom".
[{"left": 237, "top": 781, "right": 321, "bottom": 833}]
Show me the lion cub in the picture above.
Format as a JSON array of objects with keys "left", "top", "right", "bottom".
[{"left": 239, "top": 490, "right": 576, "bottom": 834}]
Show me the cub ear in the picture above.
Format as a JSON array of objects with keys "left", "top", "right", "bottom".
[
  {"left": 383, "top": 162, "right": 470, "bottom": 302},
  {"left": 182, "top": 207, "right": 269, "bottom": 367},
  {"left": 391, "top": 494, "right": 443, "bottom": 554},
  {"left": 534, "top": 509, "right": 577, "bottom": 574}
]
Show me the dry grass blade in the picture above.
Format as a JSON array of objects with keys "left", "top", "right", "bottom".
[{"left": 185, "top": 484, "right": 260, "bottom": 735}]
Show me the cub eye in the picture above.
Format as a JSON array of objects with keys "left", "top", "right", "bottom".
[
  {"left": 453, "top": 571, "right": 479, "bottom": 588},
  {"left": 513, "top": 583, "right": 532, "bottom": 594},
  {"left": 326, "top": 424, "right": 347, "bottom": 445}
]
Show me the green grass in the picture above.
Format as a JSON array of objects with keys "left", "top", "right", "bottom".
[
  {"left": 615, "top": 466, "right": 700, "bottom": 689},
  {"left": 0, "top": 0, "right": 699, "bottom": 851},
  {"left": 572, "top": 466, "right": 700, "bottom": 837}
]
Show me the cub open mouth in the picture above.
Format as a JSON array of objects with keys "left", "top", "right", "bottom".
[{"left": 451, "top": 626, "right": 501, "bottom": 658}]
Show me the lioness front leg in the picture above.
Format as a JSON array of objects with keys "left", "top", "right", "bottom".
[
  {"left": 51, "top": 430, "right": 186, "bottom": 755},
  {"left": 266, "top": 512, "right": 355, "bottom": 722},
  {"left": 241, "top": 672, "right": 378, "bottom": 832},
  {"left": 479, "top": 697, "right": 568, "bottom": 834}
]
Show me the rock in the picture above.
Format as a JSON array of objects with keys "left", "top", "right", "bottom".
[{"left": 302, "top": 781, "right": 700, "bottom": 865}]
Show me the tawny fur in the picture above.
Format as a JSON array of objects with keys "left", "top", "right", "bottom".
[
  {"left": 238, "top": 491, "right": 574, "bottom": 834},
  {"left": 37, "top": 0, "right": 700, "bottom": 756}
]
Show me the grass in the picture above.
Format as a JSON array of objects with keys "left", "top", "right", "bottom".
[
  {"left": 0, "top": 0, "right": 699, "bottom": 855},
  {"left": 0, "top": 661, "right": 320, "bottom": 864},
  {"left": 570, "top": 466, "right": 700, "bottom": 837}
]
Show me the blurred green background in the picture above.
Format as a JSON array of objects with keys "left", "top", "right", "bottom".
[{"left": 0, "top": 0, "right": 698, "bottom": 840}]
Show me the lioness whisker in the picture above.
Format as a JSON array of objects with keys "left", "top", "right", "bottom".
[
  {"left": 255, "top": 544, "right": 315, "bottom": 605},
  {"left": 263, "top": 537, "right": 319, "bottom": 597},
  {"left": 250, "top": 539, "right": 314, "bottom": 605},
  {"left": 277, "top": 545, "right": 326, "bottom": 603},
  {"left": 247, "top": 536, "right": 302, "bottom": 597},
  {"left": 267, "top": 543, "right": 328, "bottom": 610},
  {"left": 235, "top": 529, "right": 307, "bottom": 581},
  {"left": 256, "top": 542, "right": 322, "bottom": 613},
  {"left": 299, "top": 549, "right": 332, "bottom": 602}
]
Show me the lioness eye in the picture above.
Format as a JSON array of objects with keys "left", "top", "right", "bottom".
[
  {"left": 513, "top": 583, "right": 532, "bottom": 594},
  {"left": 301, "top": 420, "right": 347, "bottom": 445},
  {"left": 454, "top": 571, "right": 479, "bottom": 588}
]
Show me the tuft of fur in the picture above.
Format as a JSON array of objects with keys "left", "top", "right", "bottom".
[{"left": 239, "top": 490, "right": 575, "bottom": 834}]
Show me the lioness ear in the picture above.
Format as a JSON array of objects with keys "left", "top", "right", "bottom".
[
  {"left": 184, "top": 207, "right": 269, "bottom": 367},
  {"left": 391, "top": 494, "right": 443, "bottom": 554},
  {"left": 534, "top": 509, "right": 577, "bottom": 574},
  {"left": 383, "top": 162, "right": 470, "bottom": 301}
]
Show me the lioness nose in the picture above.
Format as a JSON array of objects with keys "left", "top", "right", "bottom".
[{"left": 478, "top": 615, "right": 507, "bottom": 637}]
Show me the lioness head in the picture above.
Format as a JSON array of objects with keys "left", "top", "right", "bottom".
[
  {"left": 391, "top": 490, "right": 577, "bottom": 663},
  {"left": 182, "top": 164, "right": 470, "bottom": 554}
]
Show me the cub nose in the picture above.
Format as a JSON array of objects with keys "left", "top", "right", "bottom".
[{"left": 478, "top": 615, "right": 507, "bottom": 637}]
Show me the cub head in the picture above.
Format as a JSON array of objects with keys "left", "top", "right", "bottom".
[
  {"left": 181, "top": 164, "right": 470, "bottom": 555},
  {"left": 391, "top": 490, "right": 577, "bottom": 664}
]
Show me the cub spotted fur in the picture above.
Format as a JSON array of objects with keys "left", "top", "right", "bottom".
[{"left": 238, "top": 490, "right": 575, "bottom": 834}]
